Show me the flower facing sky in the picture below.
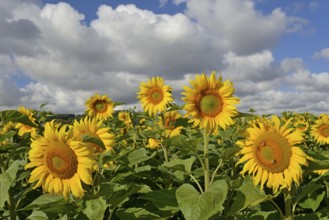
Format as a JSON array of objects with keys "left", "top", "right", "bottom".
[
  {"left": 85, "top": 94, "right": 115, "bottom": 121},
  {"left": 181, "top": 71, "right": 240, "bottom": 133},
  {"left": 137, "top": 76, "right": 173, "bottom": 117},
  {"left": 25, "top": 121, "right": 96, "bottom": 198},
  {"left": 237, "top": 116, "right": 309, "bottom": 194}
]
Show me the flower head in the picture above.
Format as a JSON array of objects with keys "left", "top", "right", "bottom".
[
  {"left": 25, "top": 121, "right": 96, "bottom": 198},
  {"left": 85, "top": 94, "right": 114, "bottom": 121},
  {"left": 158, "top": 111, "right": 183, "bottom": 138},
  {"left": 237, "top": 116, "right": 309, "bottom": 194},
  {"left": 73, "top": 117, "right": 115, "bottom": 153},
  {"left": 311, "top": 115, "right": 329, "bottom": 145},
  {"left": 137, "top": 76, "right": 173, "bottom": 116},
  {"left": 182, "top": 72, "right": 239, "bottom": 133}
]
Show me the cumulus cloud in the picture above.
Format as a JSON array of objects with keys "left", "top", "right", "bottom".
[
  {"left": 313, "top": 48, "right": 329, "bottom": 59},
  {"left": 1, "top": 0, "right": 326, "bottom": 115}
]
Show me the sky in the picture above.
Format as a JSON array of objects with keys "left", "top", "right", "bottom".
[{"left": 1, "top": 0, "right": 329, "bottom": 115}]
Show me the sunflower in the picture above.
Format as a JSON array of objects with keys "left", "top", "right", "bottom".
[
  {"left": 311, "top": 116, "right": 329, "bottom": 145},
  {"left": 146, "top": 138, "right": 161, "bottom": 149},
  {"left": 73, "top": 117, "right": 115, "bottom": 153},
  {"left": 237, "top": 115, "right": 309, "bottom": 194},
  {"left": 137, "top": 76, "right": 173, "bottom": 116},
  {"left": 85, "top": 94, "right": 115, "bottom": 121},
  {"left": 15, "top": 106, "right": 37, "bottom": 136},
  {"left": 118, "top": 111, "right": 132, "bottom": 125},
  {"left": 181, "top": 71, "right": 239, "bottom": 133},
  {"left": 158, "top": 111, "right": 183, "bottom": 138},
  {"left": 25, "top": 121, "right": 96, "bottom": 198}
]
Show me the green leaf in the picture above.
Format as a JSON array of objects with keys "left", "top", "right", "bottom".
[
  {"left": 141, "top": 188, "right": 179, "bottom": 211},
  {"left": 135, "top": 165, "right": 152, "bottom": 173},
  {"left": 306, "top": 159, "right": 329, "bottom": 172},
  {"left": 163, "top": 157, "right": 196, "bottom": 173},
  {"left": 294, "top": 182, "right": 322, "bottom": 205},
  {"left": 0, "top": 110, "right": 37, "bottom": 127},
  {"left": 229, "top": 176, "right": 271, "bottom": 214},
  {"left": 105, "top": 184, "right": 150, "bottom": 208},
  {"left": 298, "top": 189, "right": 325, "bottom": 212},
  {"left": 176, "top": 180, "right": 228, "bottom": 220},
  {"left": 20, "top": 194, "right": 66, "bottom": 210},
  {"left": 82, "top": 197, "right": 107, "bottom": 220},
  {"left": 0, "top": 131, "right": 15, "bottom": 142},
  {"left": 82, "top": 135, "right": 105, "bottom": 150},
  {"left": 26, "top": 210, "right": 49, "bottom": 220},
  {"left": 0, "top": 160, "right": 23, "bottom": 208},
  {"left": 116, "top": 207, "right": 162, "bottom": 220},
  {"left": 127, "top": 148, "right": 156, "bottom": 165},
  {"left": 170, "top": 136, "right": 199, "bottom": 153}
]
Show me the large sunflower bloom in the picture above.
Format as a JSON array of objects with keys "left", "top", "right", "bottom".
[
  {"left": 237, "top": 116, "right": 309, "bottom": 194},
  {"left": 310, "top": 116, "right": 329, "bottom": 145},
  {"left": 182, "top": 72, "right": 239, "bottom": 132},
  {"left": 158, "top": 111, "right": 183, "bottom": 138},
  {"left": 25, "top": 121, "right": 96, "bottom": 198},
  {"left": 137, "top": 76, "right": 173, "bottom": 116},
  {"left": 15, "top": 106, "right": 37, "bottom": 136},
  {"left": 85, "top": 94, "right": 114, "bottom": 121},
  {"left": 73, "top": 117, "right": 115, "bottom": 153}
]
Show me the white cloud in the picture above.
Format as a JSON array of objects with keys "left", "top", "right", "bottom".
[
  {"left": 1, "top": 0, "right": 326, "bottom": 115},
  {"left": 314, "top": 48, "right": 329, "bottom": 59}
]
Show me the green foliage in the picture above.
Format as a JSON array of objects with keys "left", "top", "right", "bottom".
[{"left": 1, "top": 108, "right": 329, "bottom": 220}]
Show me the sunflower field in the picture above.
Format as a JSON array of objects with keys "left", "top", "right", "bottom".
[{"left": 1, "top": 72, "right": 329, "bottom": 220}]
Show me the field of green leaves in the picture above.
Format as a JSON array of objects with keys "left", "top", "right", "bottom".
[{"left": 1, "top": 73, "right": 329, "bottom": 220}]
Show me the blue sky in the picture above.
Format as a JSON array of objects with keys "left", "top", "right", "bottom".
[{"left": 1, "top": 0, "right": 329, "bottom": 114}]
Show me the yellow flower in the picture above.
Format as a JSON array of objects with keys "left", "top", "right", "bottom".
[
  {"left": 311, "top": 116, "right": 329, "bottom": 145},
  {"left": 319, "top": 113, "right": 329, "bottom": 120},
  {"left": 137, "top": 76, "right": 173, "bottom": 116},
  {"left": 25, "top": 121, "right": 96, "bottom": 198},
  {"left": 118, "top": 111, "right": 132, "bottom": 125},
  {"left": 73, "top": 117, "right": 115, "bottom": 153},
  {"left": 314, "top": 169, "right": 329, "bottom": 176},
  {"left": 15, "top": 106, "right": 37, "bottom": 136},
  {"left": 85, "top": 94, "right": 114, "bottom": 121},
  {"left": 237, "top": 116, "right": 309, "bottom": 194},
  {"left": 181, "top": 71, "right": 239, "bottom": 133},
  {"left": 146, "top": 138, "right": 161, "bottom": 149},
  {"left": 158, "top": 111, "right": 183, "bottom": 138}
]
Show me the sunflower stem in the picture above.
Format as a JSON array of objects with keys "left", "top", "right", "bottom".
[
  {"left": 283, "top": 189, "right": 293, "bottom": 220},
  {"left": 161, "top": 143, "right": 169, "bottom": 163},
  {"left": 203, "top": 129, "right": 210, "bottom": 191}
]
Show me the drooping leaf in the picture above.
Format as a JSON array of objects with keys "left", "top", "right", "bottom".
[
  {"left": 82, "top": 135, "right": 105, "bottom": 150},
  {"left": 0, "top": 110, "right": 38, "bottom": 128}
]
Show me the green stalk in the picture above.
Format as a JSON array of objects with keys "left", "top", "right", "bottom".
[
  {"left": 161, "top": 143, "right": 169, "bottom": 163},
  {"left": 203, "top": 129, "right": 210, "bottom": 191},
  {"left": 283, "top": 189, "right": 293, "bottom": 220}
]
